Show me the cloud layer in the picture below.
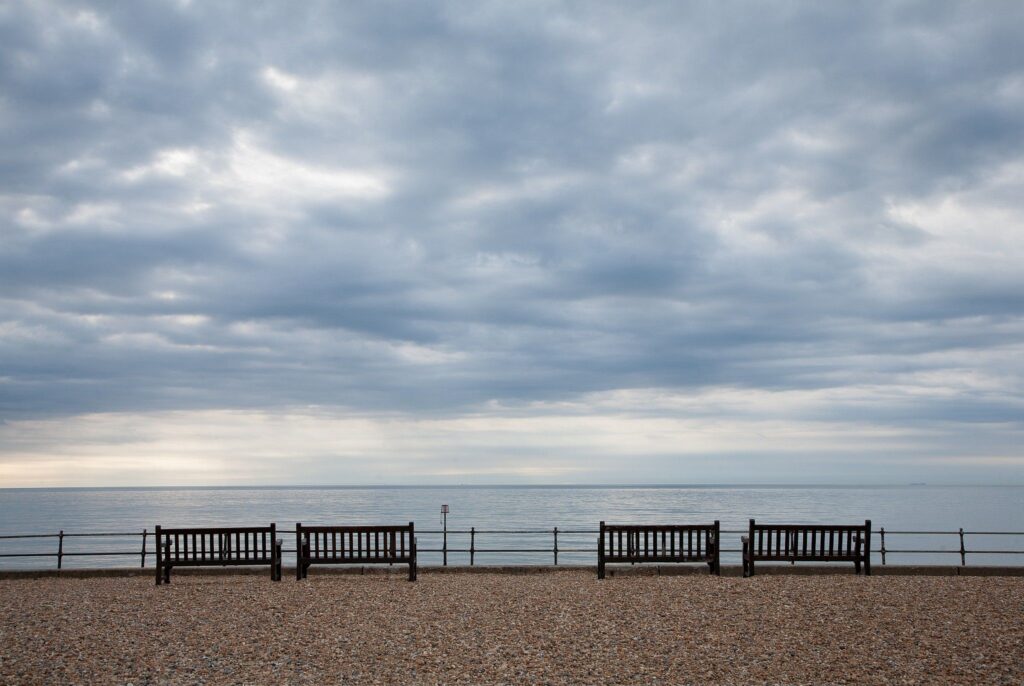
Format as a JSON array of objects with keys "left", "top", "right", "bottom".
[{"left": 2, "top": 1, "right": 1023, "bottom": 484}]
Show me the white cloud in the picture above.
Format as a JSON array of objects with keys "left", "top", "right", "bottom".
[
  {"left": 2, "top": 394, "right": 1021, "bottom": 486},
  {"left": 221, "top": 130, "right": 392, "bottom": 204}
]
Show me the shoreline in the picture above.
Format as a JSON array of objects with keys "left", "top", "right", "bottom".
[{"left": 2, "top": 563, "right": 1023, "bottom": 580}]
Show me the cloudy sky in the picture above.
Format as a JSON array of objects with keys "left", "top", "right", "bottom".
[{"left": 1, "top": 1, "right": 1023, "bottom": 486}]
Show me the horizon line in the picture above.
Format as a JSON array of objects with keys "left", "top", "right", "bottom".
[{"left": 3, "top": 482, "right": 1023, "bottom": 491}]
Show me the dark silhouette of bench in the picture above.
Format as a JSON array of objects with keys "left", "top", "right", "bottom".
[
  {"left": 597, "top": 521, "right": 720, "bottom": 579},
  {"left": 742, "top": 519, "right": 871, "bottom": 577},
  {"left": 296, "top": 522, "right": 417, "bottom": 581},
  {"left": 154, "top": 524, "right": 282, "bottom": 584}
]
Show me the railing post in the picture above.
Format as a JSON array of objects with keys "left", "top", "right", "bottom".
[
  {"left": 57, "top": 530, "right": 64, "bottom": 570},
  {"left": 959, "top": 528, "right": 966, "bottom": 566},
  {"left": 141, "top": 528, "right": 147, "bottom": 568},
  {"left": 553, "top": 526, "right": 559, "bottom": 566},
  {"left": 440, "top": 516, "right": 448, "bottom": 569},
  {"left": 880, "top": 527, "right": 886, "bottom": 566},
  {"left": 470, "top": 527, "right": 475, "bottom": 566}
]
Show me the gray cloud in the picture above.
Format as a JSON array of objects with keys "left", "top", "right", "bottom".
[{"left": 1, "top": 1, "right": 1023, "bottom": 483}]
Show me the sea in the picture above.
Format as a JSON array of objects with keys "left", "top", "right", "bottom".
[{"left": 1, "top": 485, "right": 1022, "bottom": 569}]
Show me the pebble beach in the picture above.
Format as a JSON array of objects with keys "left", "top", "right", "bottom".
[{"left": 1, "top": 571, "right": 1022, "bottom": 685}]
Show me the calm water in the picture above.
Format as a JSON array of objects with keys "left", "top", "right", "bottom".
[{"left": 1, "top": 485, "right": 1022, "bottom": 569}]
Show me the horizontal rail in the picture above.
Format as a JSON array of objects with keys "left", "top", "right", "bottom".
[
  {"left": 5, "top": 529, "right": 1023, "bottom": 538},
  {"left": 879, "top": 530, "right": 964, "bottom": 535},
  {"left": 884, "top": 549, "right": 1024, "bottom": 554},
  {"left": 61, "top": 551, "right": 145, "bottom": 557}
]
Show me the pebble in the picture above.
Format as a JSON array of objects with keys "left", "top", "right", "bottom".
[{"left": 0, "top": 572, "right": 1021, "bottom": 684}]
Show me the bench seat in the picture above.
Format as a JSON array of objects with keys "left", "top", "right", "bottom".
[
  {"left": 296, "top": 522, "right": 417, "bottom": 581},
  {"left": 742, "top": 519, "right": 871, "bottom": 577},
  {"left": 155, "top": 524, "right": 282, "bottom": 584},
  {"left": 598, "top": 521, "right": 720, "bottom": 579}
]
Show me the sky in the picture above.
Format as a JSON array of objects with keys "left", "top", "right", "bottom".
[{"left": 1, "top": 1, "right": 1023, "bottom": 487}]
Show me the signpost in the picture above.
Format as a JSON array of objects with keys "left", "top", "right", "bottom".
[{"left": 441, "top": 504, "right": 449, "bottom": 566}]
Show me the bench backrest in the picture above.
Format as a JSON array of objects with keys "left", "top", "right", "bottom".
[
  {"left": 747, "top": 519, "right": 870, "bottom": 560},
  {"left": 600, "top": 521, "right": 719, "bottom": 562},
  {"left": 297, "top": 523, "right": 415, "bottom": 563},
  {"left": 156, "top": 525, "right": 277, "bottom": 565}
]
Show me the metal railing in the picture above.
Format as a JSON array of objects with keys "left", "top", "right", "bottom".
[
  {"left": 1, "top": 527, "right": 1023, "bottom": 569},
  {"left": 875, "top": 527, "right": 1024, "bottom": 566}
]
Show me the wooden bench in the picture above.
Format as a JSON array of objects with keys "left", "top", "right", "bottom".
[
  {"left": 154, "top": 524, "right": 282, "bottom": 584},
  {"left": 296, "top": 522, "right": 417, "bottom": 581},
  {"left": 742, "top": 519, "right": 871, "bottom": 577},
  {"left": 597, "top": 521, "right": 720, "bottom": 579}
]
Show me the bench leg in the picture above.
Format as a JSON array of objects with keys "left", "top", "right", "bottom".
[
  {"left": 743, "top": 541, "right": 756, "bottom": 577},
  {"left": 298, "top": 539, "right": 310, "bottom": 580},
  {"left": 409, "top": 535, "right": 418, "bottom": 581}
]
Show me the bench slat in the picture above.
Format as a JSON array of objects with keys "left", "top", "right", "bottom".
[
  {"left": 300, "top": 525, "right": 416, "bottom": 533},
  {"left": 160, "top": 526, "right": 275, "bottom": 534}
]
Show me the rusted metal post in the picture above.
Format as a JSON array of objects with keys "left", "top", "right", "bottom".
[
  {"left": 57, "top": 530, "right": 64, "bottom": 570},
  {"left": 141, "top": 528, "right": 147, "bottom": 568},
  {"left": 959, "top": 528, "right": 966, "bottom": 566},
  {"left": 553, "top": 526, "right": 559, "bottom": 566},
  {"left": 879, "top": 527, "right": 886, "bottom": 566},
  {"left": 470, "top": 527, "right": 475, "bottom": 566}
]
